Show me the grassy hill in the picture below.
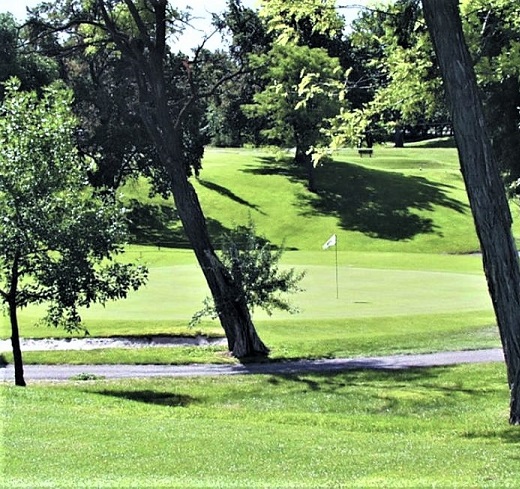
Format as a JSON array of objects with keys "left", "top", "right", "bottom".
[{"left": 123, "top": 145, "right": 519, "bottom": 254}]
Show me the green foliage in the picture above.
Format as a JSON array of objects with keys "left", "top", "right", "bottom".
[
  {"left": 346, "top": 0, "right": 519, "bottom": 175},
  {"left": 259, "top": 0, "right": 345, "bottom": 45},
  {"left": 0, "top": 13, "right": 59, "bottom": 99},
  {"left": 345, "top": 2, "right": 447, "bottom": 143},
  {"left": 461, "top": 0, "right": 520, "bottom": 182},
  {"left": 192, "top": 219, "right": 305, "bottom": 325},
  {"left": 0, "top": 79, "right": 147, "bottom": 332},
  {"left": 245, "top": 43, "right": 345, "bottom": 156}
]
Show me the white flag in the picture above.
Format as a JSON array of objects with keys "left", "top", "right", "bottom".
[{"left": 322, "top": 234, "right": 337, "bottom": 250}]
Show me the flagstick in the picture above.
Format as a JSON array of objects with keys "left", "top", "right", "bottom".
[{"left": 335, "top": 237, "right": 339, "bottom": 299}]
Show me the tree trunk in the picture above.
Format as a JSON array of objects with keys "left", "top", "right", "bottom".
[
  {"left": 394, "top": 127, "right": 404, "bottom": 147},
  {"left": 98, "top": 0, "right": 269, "bottom": 359},
  {"left": 9, "top": 299, "right": 26, "bottom": 387},
  {"left": 422, "top": 0, "right": 520, "bottom": 424},
  {"left": 167, "top": 150, "right": 269, "bottom": 358},
  {"left": 295, "top": 145, "right": 316, "bottom": 192}
]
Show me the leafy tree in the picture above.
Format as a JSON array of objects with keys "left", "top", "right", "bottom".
[
  {"left": 0, "top": 13, "right": 59, "bottom": 99},
  {"left": 344, "top": 1, "right": 450, "bottom": 146},
  {"left": 259, "top": 0, "right": 345, "bottom": 46},
  {"left": 191, "top": 220, "right": 305, "bottom": 326},
  {"left": 350, "top": 0, "right": 520, "bottom": 162},
  {"left": 30, "top": 0, "right": 269, "bottom": 359},
  {"left": 422, "top": 0, "right": 520, "bottom": 424},
  {"left": 207, "top": 1, "right": 274, "bottom": 147},
  {"left": 461, "top": 0, "right": 520, "bottom": 184},
  {"left": 0, "top": 79, "right": 148, "bottom": 386},
  {"left": 245, "top": 43, "right": 345, "bottom": 191}
]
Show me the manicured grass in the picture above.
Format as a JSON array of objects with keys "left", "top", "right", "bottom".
[
  {"left": 4, "top": 363, "right": 520, "bottom": 488},
  {"left": 1, "top": 250, "right": 491, "bottom": 336},
  {"left": 0, "top": 147, "right": 508, "bottom": 366},
  {"left": 125, "top": 146, "right": 485, "bottom": 253}
]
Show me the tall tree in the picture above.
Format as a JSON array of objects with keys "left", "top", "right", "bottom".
[
  {"left": 345, "top": 2, "right": 450, "bottom": 146},
  {"left": 422, "top": 0, "right": 520, "bottom": 424},
  {"left": 31, "top": 0, "right": 269, "bottom": 358},
  {"left": 0, "top": 79, "right": 147, "bottom": 386},
  {"left": 207, "top": 1, "right": 273, "bottom": 147},
  {"left": 245, "top": 43, "right": 345, "bottom": 192},
  {"left": 461, "top": 0, "right": 520, "bottom": 184}
]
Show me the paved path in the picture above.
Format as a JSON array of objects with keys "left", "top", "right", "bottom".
[{"left": 0, "top": 349, "right": 504, "bottom": 382}]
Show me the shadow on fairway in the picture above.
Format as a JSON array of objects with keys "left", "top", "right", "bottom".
[
  {"left": 244, "top": 157, "right": 467, "bottom": 241},
  {"left": 92, "top": 389, "right": 196, "bottom": 407},
  {"left": 126, "top": 199, "right": 231, "bottom": 248},
  {"left": 198, "top": 179, "right": 266, "bottom": 215}
]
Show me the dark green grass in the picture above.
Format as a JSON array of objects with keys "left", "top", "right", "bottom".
[{"left": 3, "top": 363, "right": 519, "bottom": 488}]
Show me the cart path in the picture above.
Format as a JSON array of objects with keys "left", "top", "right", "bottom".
[{"left": 0, "top": 349, "right": 504, "bottom": 382}]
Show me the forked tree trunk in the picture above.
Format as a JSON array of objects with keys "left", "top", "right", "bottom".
[{"left": 422, "top": 0, "right": 520, "bottom": 424}]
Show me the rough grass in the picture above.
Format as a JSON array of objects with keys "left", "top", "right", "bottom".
[{"left": 4, "top": 363, "right": 520, "bottom": 488}]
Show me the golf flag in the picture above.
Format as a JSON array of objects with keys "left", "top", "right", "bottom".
[{"left": 322, "top": 234, "right": 337, "bottom": 250}]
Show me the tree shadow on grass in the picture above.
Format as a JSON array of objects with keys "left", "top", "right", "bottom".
[
  {"left": 463, "top": 429, "right": 520, "bottom": 445},
  {"left": 126, "top": 199, "right": 231, "bottom": 248},
  {"left": 92, "top": 389, "right": 196, "bottom": 407},
  {"left": 198, "top": 179, "right": 266, "bottom": 215},
  {"left": 243, "top": 157, "right": 468, "bottom": 241},
  {"left": 265, "top": 366, "right": 493, "bottom": 415}
]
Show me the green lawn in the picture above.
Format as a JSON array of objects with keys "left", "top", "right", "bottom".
[
  {"left": 4, "top": 363, "right": 520, "bottom": 488},
  {"left": 125, "top": 146, "right": 487, "bottom": 253},
  {"left": 1, "top": 146, "right": 507, "bottom": 364},
  {"left": 2, "top": 145, "right": 518, "bottom": 488}
]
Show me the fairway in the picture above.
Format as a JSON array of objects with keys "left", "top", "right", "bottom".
[{"left": 0, "top": 146, "right": 501, "bottom": 360}]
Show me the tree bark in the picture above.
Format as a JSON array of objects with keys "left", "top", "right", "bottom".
[
  {"left": 422, "top": 0, "right": 520, "bottom": 424},
  {"left": 7, "top": 253, "right": 25, "bottom": 386},
  {"left": 165, "top": 138, "right": 269, "bottom": 358}
]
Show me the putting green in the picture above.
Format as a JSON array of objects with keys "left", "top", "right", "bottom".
[{"left": 4, "top": 263, "right": 490, "bottom": 333}]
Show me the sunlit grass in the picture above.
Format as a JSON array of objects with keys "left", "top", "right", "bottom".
[
  {"left": 4, "top": 363, "right": 519, "bottom": 488},
  {"left": 4, "top": 311, "right": 499, "bottom": 365}
]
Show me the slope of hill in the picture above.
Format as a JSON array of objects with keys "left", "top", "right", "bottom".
[{"left": 123, "top": 146, "right": 516, "bottom": 254}]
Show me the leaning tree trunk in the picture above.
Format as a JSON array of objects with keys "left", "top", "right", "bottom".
[
  {"left": 170, "top": 165, "right": 269, "bottom": 358},
  {"left": 150, "top": 95, "right": 269, "bottom": 359},
  {"left": 422, "top": 0, "right": 520, "bottom": 424},
  {"left": 98, "top": 1, "right": 269, "bottom": 359}
]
